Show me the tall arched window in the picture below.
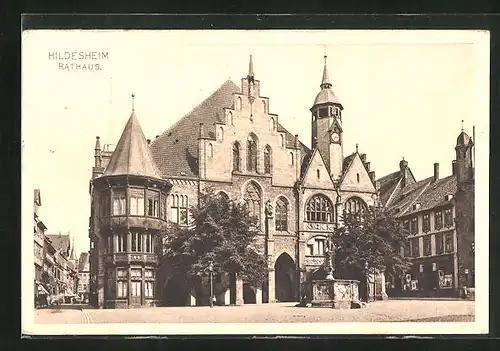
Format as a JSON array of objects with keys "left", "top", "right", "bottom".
[
  {"left": 290, "top": 152, "right": 294, "bottom": 166},
  {"left": 236, "top": 97, "right": 242, "bottom": 110},
  {"left": 227, "top": 111, "right": 233, "bottom": 125},
  {"left": 264, "top": 145, "right": 272, "bottom": 174},
  {"left": 275, "top": 196, "right": 288, "bottom": 231},
  {"left": 232, "top": 142, "right": 240, "bottom": 172},
  {"left": 208, "top": 143, "right": 214, "bottom": 158},
  {"left": 217, "top": 191, "right": 230, "bottom": 202},
  {"left": 218, "top": 127, "right": 224, "bottom": 141},
  {"left": 305, "top": 194, "right": 334, "bottom": 223},
  {"left": 280, "top": 134, "right": 285, "bottom": 147},
  {"left": 270, "top": 117, "right": 275, "bottom": 131},
  {"left": 244, "top": 182, "right": 261, "bottom": 227},
  {"left": 344, "top": 196, "right": 367, "bottom": 215},
  {"left": 247, "top": 133, "right": 258, "bottom": 172}
]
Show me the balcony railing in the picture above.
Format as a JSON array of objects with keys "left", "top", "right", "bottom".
[{"left": 104, "top": 253, "right": 157, "bottom": 265}]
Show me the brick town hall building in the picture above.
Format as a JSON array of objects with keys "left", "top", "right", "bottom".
[{"left": 88, "top": 56, "right": 472, "bottom": 308}]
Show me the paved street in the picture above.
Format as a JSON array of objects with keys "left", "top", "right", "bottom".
[{"left": 34, "top": 300, "right": 475, "bottom": 324}]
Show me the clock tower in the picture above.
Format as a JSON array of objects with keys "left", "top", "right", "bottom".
[{"left": 311, "top": 55, "right": 344, "bottom": 181}]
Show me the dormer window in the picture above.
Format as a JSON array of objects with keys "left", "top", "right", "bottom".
[
  {"left": 445, "top": 194, "right": 454, "bottom": 201},
  {"left": 413, "top": 203, "right": 421, "bottom": 210}
]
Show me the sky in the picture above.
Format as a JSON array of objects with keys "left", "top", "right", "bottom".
[{"left": 21, "top": 30, "right": 489, "bottom": 258}]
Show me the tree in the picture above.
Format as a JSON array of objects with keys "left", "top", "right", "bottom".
[
  {"left": 160, "top": 188, "right": 268, "bottom": 296},
  {"left": 332, "top": 206, "right": 412, "bottom": 280}
]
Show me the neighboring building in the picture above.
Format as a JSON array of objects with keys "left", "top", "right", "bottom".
[
  {"left": 77, "top": 252, "right": 90, "bottom": 301},
  {"left": 378, "top": 129, "right": 475, "bottom": 297},
  {"left": 34, "top": 190, "right": 48, "bottom": 300},
  {"left": 89, "top": 55, "right": 385, "bottom": 308},
  {"left": 45, "top": 233, "right": 79, "bottom": 299}
]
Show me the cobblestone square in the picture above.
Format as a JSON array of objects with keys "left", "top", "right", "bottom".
[{"left": 34, "top": 300, "right": 475, "bottom": 325}]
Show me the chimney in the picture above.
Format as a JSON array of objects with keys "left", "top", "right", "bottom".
[
  {"left": 369, "top": 171, "right": 376, "bottom": 182},
  {"left": 433, "top": 163, "right": 439, "bottom": 182},
  {"left": 361, "top": 153, "right": 367, "bottom": 163},
  {"left": 452, "top": 160, "right": 457, "bottom": 175},
  {"left": 365, "top": 162, "right": 371, "bottom": 172},
  {"left": 146, "top": 139, "right": 151, "bottom": 145},
  {"left": 294, "top": 134, "right": 299, "bottom": 149}
]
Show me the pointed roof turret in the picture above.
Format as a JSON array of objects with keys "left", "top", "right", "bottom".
[
  {"left": 312, "top": 55, "right": 341, "bottom": 107},
  {"left": 456, "top": 120, "right": 473, "bottom": 148},
  {"left": 103, "top": 95, "right": 162, "bottom": 179},
  {"left": 70, "top": 238, "right": 77, "bottom": 261}
]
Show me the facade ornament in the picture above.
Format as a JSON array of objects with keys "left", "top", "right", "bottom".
[{"left": 265, "top": 200, "right": 274, "bottom": 218}]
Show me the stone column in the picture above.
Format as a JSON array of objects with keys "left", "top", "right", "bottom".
[
  {"left": 255, "top": 287, "right": 262, "bottom": 304},
  {"left": 235, "top": 277, "right": 244, "bottom": 305},
  {"left": 379, "top": 272, "right": 388, "bottom": 300},
  {"left": 268, "top": 268, "right": 276, "bottom": 303}
]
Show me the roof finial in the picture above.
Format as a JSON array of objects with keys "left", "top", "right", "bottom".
[
  {"left": 355, "top": 143, "right": 359, "bottom": 153},
  {"left": 131, "top": 93, "right": 135, "bottom": 112},
  {"left": 461, "top": 119, "right": 464, "bottom": 132}
]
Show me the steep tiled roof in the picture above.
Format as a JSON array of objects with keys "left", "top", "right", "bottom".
[
  {"left": 377, "top": 171, "right": 402, "bottom": 206},
  {"left": 386, "top": 174, "right": 457, "bottom": 217},
  {"left": 103, "top": 111, "right": 162, "bottom": 178},
  {"left": 46, "top": 234, "right": 70, "bottom": 256},
  {"left": 150, "top": 80, "right": 311, "bottom": 178}
]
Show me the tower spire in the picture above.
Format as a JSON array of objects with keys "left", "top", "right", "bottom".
[
  {"left": 321, "top": 54, "right": 331, "bottom": 88},
  {"left": 248, "top": 55, "right": 254, "bottom": 80},
  {"left": 461, "top": 119, "right": 464, "bottom": 132},
  {"left": 131, "top": 93, "right": 135, "bottom": 112}
]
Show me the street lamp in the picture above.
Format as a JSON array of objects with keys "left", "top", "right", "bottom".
[
  {"left": 364, "top": 262, "right": 369, "bottom": 302},
  {"left": 208, "top": 261, "right": 214, "bottom": 308}
]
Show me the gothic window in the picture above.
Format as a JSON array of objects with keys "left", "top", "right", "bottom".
[
  {"left": 270, "top": 117, "right": 275, "bottom": 131},
  {"left": 236, "top": 97, "right": 242, "bottom": 110},
  {"left": 208, "top": 143, "right": 214, "bottom": 158},
  {"left": 435, "top": 233, "right": 444, "bottom": 255},
  {"left": 423, "top": 236, "right": 431, "bottom": 256},
  {"left": 171, "top": 195, "right": 188, "bottom": 225},
  {"left": 264, "top": 145, "right": 272, "bottom": 174},
  {"left": 232, "top": 142, "right": 241, "bottom": 172},
  {"left": 247, "top": 134, "right": 258, "bottom": 172},
  {"left": 275, "top": 197, "right": 288, "bottom": 231},
  {"left": 112, "top": 189, "right": 126, "bottom": 215},
  {"left": 411, "top": 237, "right": 420, "bottom": 257},
  {"left": 306, "top": 194, "right": 334, "bottom": 223},
  {"left": 435, "top": 210, "right": 443, "bottom": 230},
  {"left": 244, "top": 182, "right": 262, "bottom": 227},
  {"left": 218, "top": 127, "right": 224, "bottom": 141},
  {"left": 129, "top": 188, "right": 145, "bottom": 216},
  {"left": 147, "top": 190, "right": 159, "bottom": 217},
  {"left": 227, "top": 111, "right": 233, "bottom": 125},
  {"left": 280, "top": 134, "right": 285, "bottom": 147},
  {"left": 423, "top": 213, "right": 430, "bottom": 233},
  {"left": 444, "top": 208, "right": 453, "bottom": 227},
  {"left": 344, "top": 196, "right": 367, "bottom": 215},
  {"left": 410, "top": 216, "right": 419, "bottom": 234}
]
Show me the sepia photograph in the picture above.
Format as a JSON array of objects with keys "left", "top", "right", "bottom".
[{"left": 21, "top": 29, "right": 489, "bottom": 335}]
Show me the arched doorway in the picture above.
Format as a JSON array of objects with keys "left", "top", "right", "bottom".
[
  {"left": 243, "top": 284, "right": 256, "bottom": 304},
  {"left": 162, "top": 274, "right": 190, "bottom": 306},
  {"left": 274, "top": 253, "right": 296, "bottom": 302}
]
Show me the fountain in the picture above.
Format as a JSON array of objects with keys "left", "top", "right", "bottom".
[{"left": 299, "top": 241, "right": 361, "bottom": 309}]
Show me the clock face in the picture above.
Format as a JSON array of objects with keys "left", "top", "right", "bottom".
[{"left": 331, "top": 133, "right": 340, "bottom": 143}]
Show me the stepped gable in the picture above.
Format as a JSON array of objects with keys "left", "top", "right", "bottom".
[
  {"left": 150, "top": 80, "right": 311, "bottom": 178},
  {"left": 103, "top": 111, "right": 162, "bottom": 179}
]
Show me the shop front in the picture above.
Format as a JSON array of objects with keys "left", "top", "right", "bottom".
[{"left": 395, "top": 254, "right": 457, "bottom": 298}]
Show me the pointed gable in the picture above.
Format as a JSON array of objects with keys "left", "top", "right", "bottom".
[
  {"left": 103, "top": 111, "right": 162, "bottom": 179},
  {"left": 301, "top": 149, "right": 335, "bottom": 189},
  {"left": 339, "top": 153, "right": 376, "bottom": 192}
]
